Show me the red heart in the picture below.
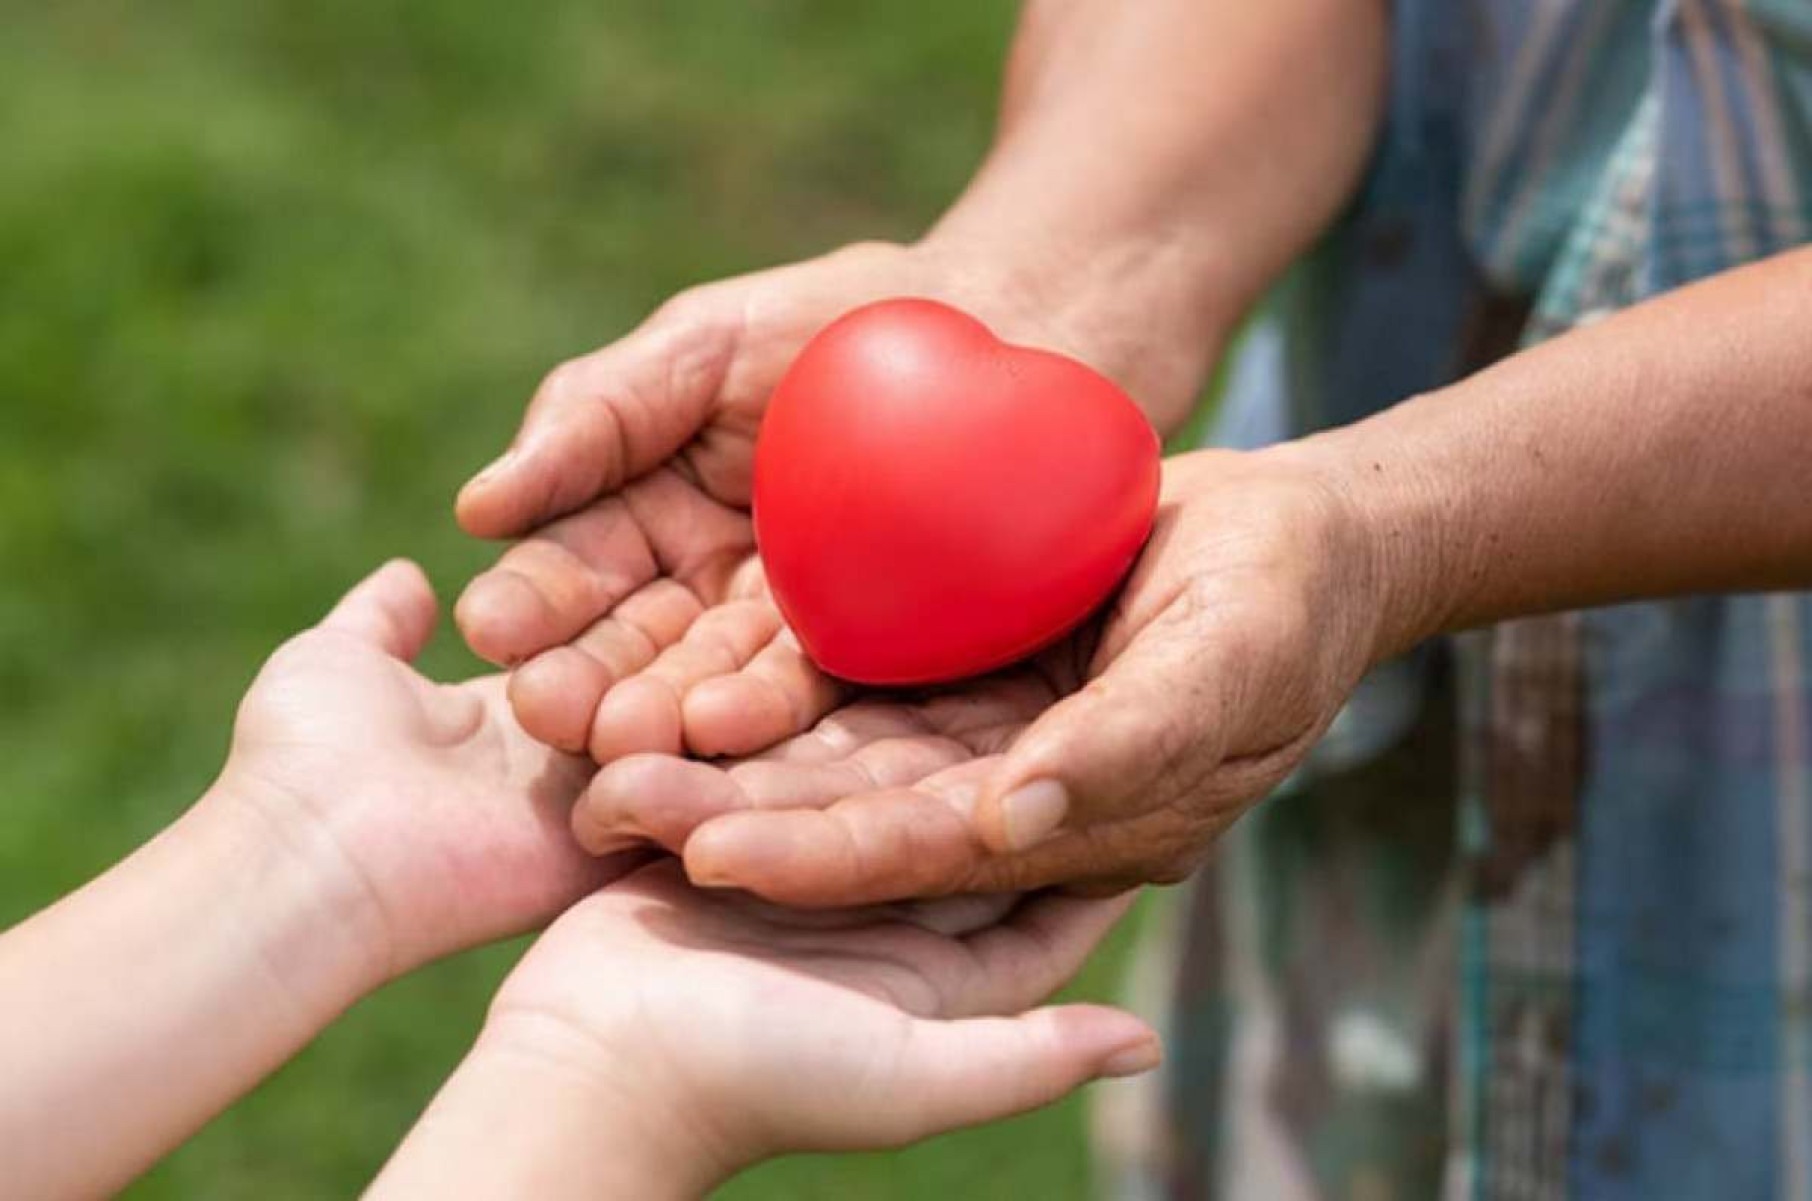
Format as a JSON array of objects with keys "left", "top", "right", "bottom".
[{"left": 753, "top": 298, "right": 1160, "bottom": 685}]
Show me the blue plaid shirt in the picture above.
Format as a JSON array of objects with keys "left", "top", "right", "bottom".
[{"left": 1161, "top": 4, "right": 1812, "bottom": 1198}]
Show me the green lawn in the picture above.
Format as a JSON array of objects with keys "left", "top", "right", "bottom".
[{"left": 0, "top": 3, "right": 1145, "bottom": 1196}]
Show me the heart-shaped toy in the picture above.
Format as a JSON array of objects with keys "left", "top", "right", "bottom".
[{"left": 753, "top": 298, "right": 1160, "bottom": 685}]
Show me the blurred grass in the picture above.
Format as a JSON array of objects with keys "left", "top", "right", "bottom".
[{"left": 0, "top": 3, "right": 1150, "bottom": 1196}]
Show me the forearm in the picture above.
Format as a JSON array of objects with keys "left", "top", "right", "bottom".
[
  {"left": 929, "top": 0, "right": 1390, "bottom": 427},
  {"left": 369, "top": 1022, "right": 717, "bottom": 1201},
  {"left": 1304, "top": 247, "right": 1812, "bottom": 656},
  {"left": 0, "top": 788, "right": 383, "bottom": 1197}
]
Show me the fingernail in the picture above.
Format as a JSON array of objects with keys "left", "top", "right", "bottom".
[
  {"left": 1101, "top": 1040, "right": 1162, "bottom": 1079},
  {"left": 999, "top": 779, "right": 1069, "bottom": 851}
]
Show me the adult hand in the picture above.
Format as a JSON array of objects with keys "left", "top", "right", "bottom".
[
  {"left": 569, "top": 448, "right": 1390, "bottom": 904},
  {"left": 369, "top": 861, "right": 1154, "bottom": 1198},
  {"left": 452, "top": 239, "right": 1211, "bottom": 765}
]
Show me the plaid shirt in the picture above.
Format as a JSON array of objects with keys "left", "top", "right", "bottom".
[{"left": 1114, "top": 4, "right": 1812, "bottom": 1199}]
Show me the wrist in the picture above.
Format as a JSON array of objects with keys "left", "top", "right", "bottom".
[
  {"left": 1270, "top": 412, "right": 1466, "bottom": 664},
  {"left": 189, "top": 775, "right": 395, "bottom": 1018},
  {"left": 0, "top": 785, "right": 391, "bottom": 1197},
  {"left": 915, "top": 208, "right": 1230, "bottom": 432},
  {"left": 375, "top": 1014, "right": 732, "bottom": 1200}
]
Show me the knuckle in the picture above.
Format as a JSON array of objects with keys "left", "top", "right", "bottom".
[
  {"left": 1145, "top": 706, "right": 1206, "bottom": 777},
  {"left": 539, "top": 356, "right": 592, "bottom": 407},
  {"left": 1266, "top": 592, "right": 1318, "bottom": 660},
  {"left": 1215, "top": 581, "right": 1308, "bottom": 655},
  {"left": 264, "top": 632, "right": 320, "bottom": 670},
  {"left": 961, "top": 854, "right": 1049, "bottom": 897},
  {"left": 1119, "top": 799, "right": 1220, "bottom": 882},
  {"left": 649, "top": 284, "right": 720, "bottom": 331}
]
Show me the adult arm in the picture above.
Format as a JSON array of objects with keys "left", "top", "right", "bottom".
[
  {"left": 454, "top": 0, "right": 1392, "bottom": 766},
  {"left": 1320, "top": 245, "right": 1812, "bottom": 648},
  {"left": 575, "top": 246, "right": 1812, "bottom": 904}
]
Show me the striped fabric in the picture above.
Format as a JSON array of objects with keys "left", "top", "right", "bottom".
[{"left": 1138, "top": 3, "right": 1812, "bottom": 1198}]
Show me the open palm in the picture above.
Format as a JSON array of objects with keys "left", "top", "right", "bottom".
[
  {"left": 224, "top": 560, "right": 634, "bottom": 977},
  {"left": 454, "top": 242, "right": 1071, "bottom": 765},
  {"left": 483, "top": 859, "right": 1154, "bottom": 1180},
  {"left": 566, "top": 451, "right": 1378, "bottom": 907}
]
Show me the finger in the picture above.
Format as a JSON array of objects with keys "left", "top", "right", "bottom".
[
  {"left": 507, "top": 580, "right": 703, "bottom": 753},
  {"left": 883, "top": 893, "right": 1021, "bottom": 938},
  {"left": 455, "top": 497, "right": 657, "bottom": 666},
  {"left": 684, "top": 758, "right": 1193, "bottom": 906},
  {"left": 693, "top": 885, "right": 1017, "bottom": 938},
  {"left": 754, "top": 672, "right": 1050, "bottom": 768},
  {"left": 586, "top": 599, "right": 778, "bottom": 761},
  {"left": 776, "top": 891, "right": 1128, "bottom": 1019},
  {"left": 976, "top": 617, "right": 1227, "bottom": 854},
  {"left": 576, "top": 738, "right": 985, "bottom": 855},
  {"left": 673, "top": 758, "right": 997, "bottom": 905},
  {"left": 317, "top": 559, "right": 438, "bottom": 662},
  {"left": 681, "top": 627, "right": 848, "bottom": 758},
  {"left": 949, "top": 892, "right": 1136, "bottom": 1016},
  {"left": 683, "top": 786, "right": 990, "bottom": 907},
  {"left": 910, "top": 671, "right": 1063, "bottom": 748},
  {"left": 573, "top": 754, "right": 746, "bottom": 854},
  {"left": 755, "top": 703, "right": 946, "bottom": 765},
  {"left": 456, "top": 312, "right": 740, "bottom": 538},
  {"left": 730, "top": 736, "right": 981, "bottom": 809},
  {"left": 874, "top": 1006, "right": 1160, "bottom": 1146}
]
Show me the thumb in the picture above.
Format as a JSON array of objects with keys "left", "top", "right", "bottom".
[
  {"left": 317, "top": 559, "right": 439, "bottom": 663},
  {"left": 976, "top": 618, "right": 1225, "bottom": 854},
  {"left": 455, "top": 308, "right": 740, "bottom": 539},
  {"left": 881, "top": 1006, "right": 1160, "bottom": 1144}
]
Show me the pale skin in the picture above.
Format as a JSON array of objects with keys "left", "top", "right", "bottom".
[
  {"left": 370, "top": 868, "right": 1153, "bottom": 1198},
  {"left": 458, "top": 1, "right": 1812, "bottom": 905},
  {"left": 0, "top": 560, "right": 618, "bottom": 1199},
  {"left": 0, "top": 561, "right": 1156, "bottom": 1198}
]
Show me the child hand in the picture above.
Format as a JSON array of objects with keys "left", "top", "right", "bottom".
[
  {"left": 372, "top": 861, "right": 1154, "bottom": 1197},
  {"left": 215, "top": 559, "right": 632, "bottom": 988},
  {"left": 0, "top": 559, "right": 639, "bottom": 1197}
]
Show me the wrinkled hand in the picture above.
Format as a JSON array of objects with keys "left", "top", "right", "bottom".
[
  {"left": 569, "top": 448, "right": 1387, "bottom": 904},
  {"left": 453, "top": 239, "right": 1209, "bottom": 768},
  {"left": 220, "top": 560, "right": 634, "bottom": 980},
  {"left": 477, "top": 860, "right": 1156, "bottom": 1187},
  {"left": 454, "top": 242, "right": 1065, "bottom": 763}
]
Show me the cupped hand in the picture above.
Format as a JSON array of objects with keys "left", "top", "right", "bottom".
[
  {"left": 569, "top": 448, "right": 1391, "bottom": 905},
  {"left": 477, "top": 859, "right": 1156, "bottom": 1185},
  {"left": 453, "top": 238, "right": 1205, "bottom": 767},
  {"left": 218, "top": 560, "right": 638, "bottom": 981},
  {"left": 453, "top": 243, "right": 1035, "bottom": 761}
]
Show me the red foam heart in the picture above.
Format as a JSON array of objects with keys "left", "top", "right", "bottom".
[{"left": 753, "top": 298, "right": 1160, "bottom": 685}]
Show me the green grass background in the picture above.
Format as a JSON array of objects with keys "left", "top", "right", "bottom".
[{"left": 0, "top": 3, "right": 1152, "bottom": 1196}]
